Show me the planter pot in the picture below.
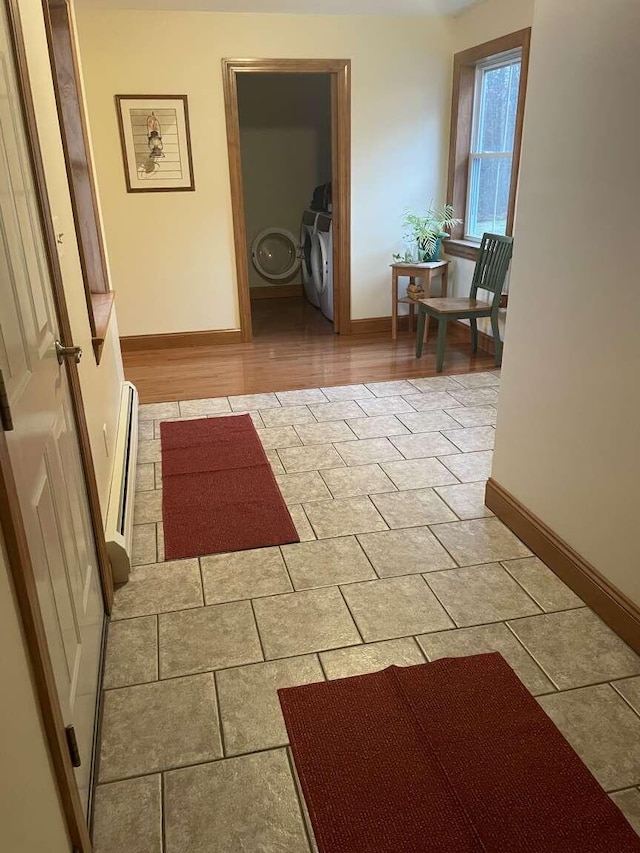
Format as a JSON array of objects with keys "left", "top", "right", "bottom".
[{"left": 418, "top": 238, "right": 442, "bottom": 263}]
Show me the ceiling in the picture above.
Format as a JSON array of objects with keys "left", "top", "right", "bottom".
[{"left": 75, "top": 0, "right": 484, "bottom": 16}]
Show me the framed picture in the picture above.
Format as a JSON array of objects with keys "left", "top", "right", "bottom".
[{"left": 115, "top": 95, "right": 195, "bottom": 192}]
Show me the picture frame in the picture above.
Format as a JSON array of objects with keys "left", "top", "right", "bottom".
[{"left": 115, "top": 94, "right": 195, "bottom": 193}]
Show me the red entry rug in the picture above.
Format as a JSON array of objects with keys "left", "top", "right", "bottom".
[
  {"left": 279, "top": 653, "right": 640, "bottom": 853},
  {"left": 160, "top": 415, "right": 299, "bottom": 559}
]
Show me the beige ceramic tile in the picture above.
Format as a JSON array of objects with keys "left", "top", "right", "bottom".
[
  {"left": 346, "top": 415, "right": 409, "bottom": 439},
  {"left": 390, "top": 431, "right": 461, "bottom": 460},
  {"left": 136, "top": 463, "right": 155, "bottom": 492},
  {"left": 216, "top": 655, "right": 324, "bottom": 755},
  {"left": 502, "top": 556, "right": 583, "bottom": 612},
  {"left": 320, "top": 638, "right": 425, "bottom": 680},
  {"left": 131, "top": 524, "right": 157, "bottom": 566},
  {"left": 357, "top": 527, "right": 455, "bottom": 576},
  {"left": 371, "top": 488, "right": 456, "bottom": 529},
  {"left": 509, "top": 609, "right": 640, "bottom": 689},
  {"left": 265, "top": 448, "right": 285, "bottom": 475},
  {"left": 92, "top": 775, "right": 162, "bottom": 853},
  {"left": 201, "top": 547, "right": 292, "bottom": 605},
  {"left": 448, "top": 387, "right": 499, "bottom": 407},
  {"left": 445, "top": 405, "right": 498, "bottom": 427},
  {"left": 450, "top": 371, "right": 500, "bottom": 388},
  {"left": 137, "top": 439, "right": 161, "bottom": 464},
  {"left": 357, "top": 395, "right": 416, "bottom": 416},
  {"left": 275, "top": 471, "right": 332, "bottom": 505},
  {"left": 308, "top": 400, "right": 366, "bottom": 422},
  {"left": 319, "top": 464, "right": 396, "bottom": 498},
  {"left": 253, "top": 587, "right": 361, "bottom": 659},
  {"left": 435, "top": 481, "right": 494, "bottom": 520},
  {"left": 341, "top": 575, "right": 453, "bottom": 641},
  {"left": 294, "top": 420, "right": 356, "bottom": 445},
  {"left": 229, "top": 392, "right": 280, "bottom": 411},
  {"left": 334, "top": 437, "right": 403, "bottom": 466},
  {"left": 138, "top": 420, "right": 154, "bottom": 440},
  {"left": 112, "top": 559, "right": 202, "bottom": 620},
  {"left": 442, "top": 426, "right": 496, "bottom": 452},
  {"left": 278, "top": 443, "right": 345, "bottom": 473},
  {"left": 425, "top": 563, "right": 541, "bottom": 627},
  {"left": 610, "top": 789, "right": 640, "bottom": 836},
  {"left": 260, "top": 405, "right": 316, "bottom": 427},
  {"left": 303, "top": 495, "right": 387, "bottom": 538},
  {"left": 99, "top": 674, "right": 221, "bottom": 782},
  {"left": 154, "top": 462, "right": 162, "bottom": 488},
  {"left": 321, "top": 383, "right": 375, "bottom": 401},
  {"left": 397, "top": 410, "right": 462, "bottom": 433},
  {"left": 366, "top": 380, "right": 416, "bottom": 397},
  {"left": 139, "top": 401, "right": 180, "bottom": 421},
  {"left": 408, "top": 376, "right": 463, "bottom": 392},
  {"left": 164, "top": 750, "right": 309, "bottom": 853},
  {"left": 287, "top": 505, "right": 316, "bottom": 541},
  {"left": 430, "top": 517, "right": 531, "bottom": 566},
  {"left": 256, "top": 426, "right": 301, "bottom": 450},
  {"left": 178, "top": 397, "right": 231, "bottom": 417},
  {"left": 281, "top": 536, "right": 376, "bottom": 589},
  {"left": 207, "top": 410, "right": 263, "bottom": 429},
  {"left": 417, "top": 622, "right": 554, "bottom": 695},
  {"left": 104, "top": 616, "right": 158, "bottom": 689},
  {"left": 133, "top": 489, "right": 163, "bottom": 524},
  {"left": 276, "top": 388, "right": 327, "bottom": 405},
  {"left": 439, "top": 450, "right": 493, "bottom": 483},
  {"left": 381, "top": 457, "right": 458, "bottom": 490},
  {"left": 159, "top": 601, "right": 263, "bottom": 678},
  {"left": 156, "top": 523, "right": 165, "bottom": 562},
  {"left": 402, "top": 392, "right": 462, "bottom": 411},
  {"left": 539, "top": 685, "right": 640, "bottom": 791},
  {"left": 614, "top": 676, "right": 640, "bottom": 714}
]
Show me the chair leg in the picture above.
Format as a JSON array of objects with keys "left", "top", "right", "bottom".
[
  {"left": 470, "top": 318, "right": 478, "bottom": 354},
  {"left": 436, "top": 318, "right": 448, "bottom": 373},
  {"left": 416, "top": 309, "right": 426, "bottom": 358},
  {"left": 490, "top": 314, "right": 503, "bottom": 367}
]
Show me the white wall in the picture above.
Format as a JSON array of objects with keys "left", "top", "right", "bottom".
[
  {"left": 238, "top": 73, "right": 331, "bottom": 290},
  {"left": 492, "top": 0, "right": 640, "bottom": 604},
  {"left": 19, "top": 0, "right": 124, "bottom": 517},
  {"left": 0, "top": 533, "right": 70, "bottom": 852},
  {"left": 75, "top": 9, "right": 453, "bottom": 334}
]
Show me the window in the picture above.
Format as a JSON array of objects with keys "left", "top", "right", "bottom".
[{"left": 446, "top": 30, "right": 530, "bottom": 261}]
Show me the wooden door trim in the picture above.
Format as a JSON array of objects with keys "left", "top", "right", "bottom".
[
  {"left": 3, "top": 2, "right": 115, "bottom": 848},
  {"left": 222, "top": 58, "right": 352, "bottom": 340}
]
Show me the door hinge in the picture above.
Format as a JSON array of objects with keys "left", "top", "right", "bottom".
[
  {"left": 0, "top": 369, "right": 13, "bottom": 431},
  {"left": 65, "top": 725, "right": 81, "bottom": 768}
]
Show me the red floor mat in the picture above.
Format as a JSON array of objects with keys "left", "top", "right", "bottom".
[
  {"left": 279, "top": 653, "right": 640, "bottom": 853},
  {"left": 160, "top": 415, "right": 299, "bottom": 559}
]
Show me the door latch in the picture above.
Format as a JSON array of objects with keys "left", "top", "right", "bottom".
[
  {"left": 65, "top": 725, "right": 81, "bottom": 768},
  {"left": 55, "top": 340, "right": 82, "bottom": 365},
  {"left": 0, "top": 369, "right": 13, "bottom": 431}
]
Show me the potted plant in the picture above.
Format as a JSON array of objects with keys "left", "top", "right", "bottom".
[{"left": 399, "top": 203, "right": 462, "bottom": 263}]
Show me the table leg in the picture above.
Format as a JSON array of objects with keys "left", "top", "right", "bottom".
[
  {"left": 442, "top": 265, "right": 449, "bottom": 298},
  {"left": 409, "top": 302, "right": 414, "bottom": 334},
  {"left": 392, "top": 270, "right": 398, "bottom": 340}
]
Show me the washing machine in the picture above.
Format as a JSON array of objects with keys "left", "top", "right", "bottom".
[
  {"left": 311, "top": 212, "right": 333, "bottom": 321},
  {"left": 300, "top": 209, "right": 320, "bottom": 307}
]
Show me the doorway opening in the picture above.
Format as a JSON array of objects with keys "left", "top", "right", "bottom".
[{"left": 223, "top": 59, "right": 351, "bottom": 341}]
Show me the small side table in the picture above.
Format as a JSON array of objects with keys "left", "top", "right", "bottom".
[{"left": 391, "top": 261, "right": 449, "bottom": 341}]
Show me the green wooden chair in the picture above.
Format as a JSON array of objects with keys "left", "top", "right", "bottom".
[{"left": 416, "top": 233, "right": 514, "bottom": 372}]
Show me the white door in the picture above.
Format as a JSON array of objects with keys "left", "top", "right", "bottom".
[{"left": 0, "top": 5, "right": 103, "bottom": 812}]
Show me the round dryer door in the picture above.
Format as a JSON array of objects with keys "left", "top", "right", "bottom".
[
  {"left": 310, "top": 231, "right": 329, "bottom": 295},
  {"left": 251, "top": 228, "right": 301, "bottom": 281}
]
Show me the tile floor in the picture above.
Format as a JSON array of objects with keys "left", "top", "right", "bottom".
[{"left": 93, "top": 371, "right": 640, "bottom": 851}]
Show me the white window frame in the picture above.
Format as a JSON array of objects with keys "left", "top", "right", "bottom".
[{"left": 465, "top": 48, "right": 523, "bottom": 242}]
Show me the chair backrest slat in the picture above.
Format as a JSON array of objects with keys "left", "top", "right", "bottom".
[{"left": 470, "top": 233, "right": 514, "bottom": 311}]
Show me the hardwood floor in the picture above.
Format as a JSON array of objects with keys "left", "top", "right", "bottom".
[{"left": 123, "top": 297, "right": 497, "bottom": 403}]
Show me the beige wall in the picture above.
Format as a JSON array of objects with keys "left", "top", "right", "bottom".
[
  {"left": 492, "top": 0, "right": 640, "bottom": 604},
  {"left": 75, "top": 9, "right": 454, "bottom": 334},
  {"left": 238, "top": 73, "right": 331, "bottom": 290},
  {"left": 19, "top": 0, "right": 124, "bottom": 517},
  {"left": 0, "top": 533, "right": 70, "bottom": 852}
]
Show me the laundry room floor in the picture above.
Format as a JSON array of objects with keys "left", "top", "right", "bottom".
[
  {"left": 251, "top": 294, "right": 335, "bottom": 338},
  {"left": 92, "top": 370, "right": 640, "bottom": 851}
]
